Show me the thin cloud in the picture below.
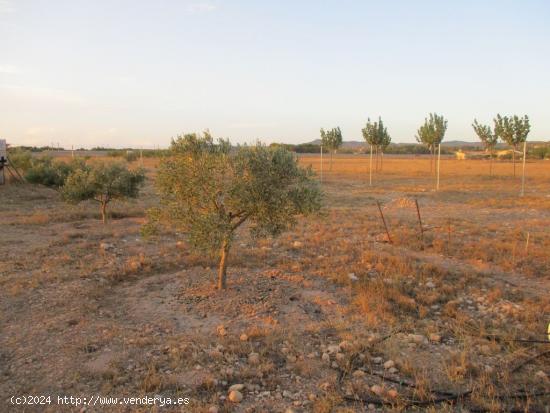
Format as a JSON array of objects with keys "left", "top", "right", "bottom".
[
  {"left": 0, "top": 0, "right": 15, "bottom": 14},
  {"left": 0, "top": 84, "right": 85, "bottom": 104},
  {"left": 0, "top": 64, "right": 18, "bottom": 74},
  {"left": 186, "top": 2, "right": 217, "bottom": 14}
]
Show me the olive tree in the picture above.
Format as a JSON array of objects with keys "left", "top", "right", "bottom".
[
  {"left": 320, "top": 127, "right": 342, "bottom": 171},
  {"left": 362, "top": 117, "right": 391, "bottom": 171},
  {"left": 62, "top": 162, "right": 145, "bottom": 223},
  {"left": 472, "top": 119, "right": 499, "bottom": 175},
  {"left": 416, "top": 113, "right": 447, "bottom": 173},
  {"left": 151, "top": 132, "right": 322, "bottom": 290},
  {"left": 493, "top": 114, "right": 530, "bottom": 177}
]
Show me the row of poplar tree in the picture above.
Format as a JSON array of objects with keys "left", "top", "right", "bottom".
[{"left": 319, "top": 114, "right": 531, "bottom": 176}]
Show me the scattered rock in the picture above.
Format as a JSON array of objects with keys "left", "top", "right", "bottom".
[
  {"left": 348, "top": 273, "right": 358, "bottom": 282},
  {"left": 208, "top": 407, "right": 219, "bottom": 413},
  {"left": 321, "top": 353, "right": 330, "bottom": 364},
  {"left": 408, "top": 334, "right": 426, "bottom": 344},
  {"left": 229, "top": 384, "right": 244, "bottom": 392},
  {"left": 426, "top": 281, "right": 436, "bottom": 288},
  {"left": 216, "top": 325, "right": 227, "bottom": 337},
  {"left": 99, "top": 242, "right": 114, "bottom": 251},
  {"left": 370, "top": 384, "right": 385, "bottom": 396},
  {"left": 240, "top": 333, "right": 249, "bottom": 341},
  {"left": 535, "top": 370, "right": 548, "bottom": 381},
  {"left": 388, "top": 367, "right": 398, "bottom": 374},
  {"left": 352, "top": 370, "right": 366, "bottom": 378},
  {"left": 339, "top": 340, "right": 352, "bottom": 351},
  {"left": 383, "top": 360, "right": 395, "bottom": 369},
  {"left": 248, "top": 352, "right": 260, "bottom": 365},
  {"left": 372, "top": 356, "right": 383, "bottom": 364},
  {"left": 429, "top": 333, "right": 442, "bottom": 343},
  {"left": 386, "top": 388, "right": 398, "bottom": 398},
  {"left": 228, "top": 390, "right": 243, "bottom": 403},
  {"left": 292, "top": 241, "right": 303, "bottom": 248}
]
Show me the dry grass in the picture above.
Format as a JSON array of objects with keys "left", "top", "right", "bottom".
[{"left": 1, "top": 155, "right": 549, "bottom": 412}]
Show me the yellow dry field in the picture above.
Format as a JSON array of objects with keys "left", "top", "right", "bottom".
[{"left": 1, "top": 155, "right": 549, "bottom": 412}]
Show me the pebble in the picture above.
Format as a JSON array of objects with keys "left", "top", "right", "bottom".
[
  {"left": 370, "top": 384, "right": 385, "bottom": 396},
  {"left": 535, "top": 370, "right": 548, "bottom": 381},
  {"left": 387, "top": 388, "right": 398, "bottom": 398},
  {"left": 216, "top": 325, "right": 227, "bottom": 337},
  {"left": 426, "top": 281, "right": 436, "bottom": 288},
  {"left": 429, "top": 333, "right": 442, "bottom": 343},
  {"left": 229, "top": 384, "right": 244, "bottom": 392},
  {"left": 383, "top": 360, "right": 395, "bottom": 369},
  {"left": 372, "top": 356, "right": 383, "bottom": 364},
  {"left": 240, "top": 334, "right": 249, "bottom": 341},
  {"left": 321, "top": 353, "right": 330, "bottom": 363},
  {"left": 352, "top": 369, "right": 366, "bottom": 378},
  {"left": 248, "top": 352, "right": 260, "bottom": 365},
  {"left": 348, "top": 273, "right": 358, "bottom": 282},
  {"left": 292, "top": 241, "right": 303, "bottom": 248},
  {"left": 208, "top": 407, "right": 219, "bottom": 413},
  {"left": 228, "top": 390, "right": 243, "bottom": 403},
  {"left": 388, "top": 367, "right": 398, "bottom": 374}
]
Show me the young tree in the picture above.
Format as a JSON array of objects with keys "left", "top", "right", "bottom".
[
  {"left": 62, "top": 162, "right": 145, "bottom": 223},
  {"left": 320, "top": 127, "right": 342, "bottom": 171},
  {"left": 493, "top": 114, "right": 530, "bottom": 177},
  {"left": 362, "top": 117, "right": 391, "bottom": 171},
  {"left": 151, "top": 132, "right": 322, "bottom": 290},
  {"left": 472, "top": 119, "right": 499, "bottom": 175},
  {"left": 416, "top": 113, "right": 447, "bottom": 173}
]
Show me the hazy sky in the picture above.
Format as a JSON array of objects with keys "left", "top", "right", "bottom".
[{"left": 1, "top": 0, "right": 549, "bottom": 148}]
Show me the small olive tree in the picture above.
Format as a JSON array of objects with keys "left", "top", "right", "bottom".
[
  {"left": 320, "top": 127, "right": 342, "bottom": 171},
  {"left": 472, "top": 119, "right": 499, "bottom": 175},
  {"left": 151, "top": 132, "right": 322, "bottom": 290},
  {"left": 62, "top": 162, "right": 145, "bottom": 223},
  {"left": 416, "top": 113, "right": 447, "bottom": 173},
  {"left": 493, "top": 114, "right": 530, "bottom": 177}
]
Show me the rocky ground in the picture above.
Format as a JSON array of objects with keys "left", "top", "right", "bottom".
[{"left": 1, "top": 158, "right": 549, "bottom": 412}]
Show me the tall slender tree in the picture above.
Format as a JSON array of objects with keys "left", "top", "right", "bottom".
[
  {"left": 320, "top": 127, "right": 343, "bottom": 171},
  {"left": 416, "top": 113, "right": 447, "bottom": 173},
  {"left": 362, "top": 117, "right": 391, "bottom": 171},
  {"left": 472, "top": 119, "right": 499, "bottom": 175},
  {"left": 493, "top": 114, "right": 530, "bottom": 177}
]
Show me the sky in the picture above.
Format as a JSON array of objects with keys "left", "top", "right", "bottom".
[{"left": 1, "top": 0, "right": 549, "bottom": 148}]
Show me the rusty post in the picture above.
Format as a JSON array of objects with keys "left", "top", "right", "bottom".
[{"left": 376, "top": 200, "right": 392, "bottom": 244}]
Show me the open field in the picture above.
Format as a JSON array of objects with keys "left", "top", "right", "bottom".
[{"left": 1, "top": 156, "right": 549, "bottom": 412}]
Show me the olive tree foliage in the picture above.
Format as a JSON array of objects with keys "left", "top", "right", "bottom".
[
  {"left": 472, "top": 119, "right": 499, "bottom": 175},
  {"left": 62, "top": 162, "right": 145, "bottom": 223},
  {"left": 493, "top": 114, "right": 530, "bottom": 177},
  {"left": 320, "top": 127, "right": 343, "bottom": 170},
  {"left": 361, "top": 117, "right": 391, "bottom": 171},
  {"left": 416, "top": 113, "right": 448, "bottom": 172},
  {"left": 25, "top": 156, "right": 87, "bottom": 189},
  {"left": 150, "top": 132, "right": 322, "bottom": 290}
]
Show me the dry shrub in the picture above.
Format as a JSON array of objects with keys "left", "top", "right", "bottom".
[
  {"left": 355, "top": 280, "right": 417, "bottom": 327},
  {"left": 17, "top": 212, "right": 50, "bottom": 225}
]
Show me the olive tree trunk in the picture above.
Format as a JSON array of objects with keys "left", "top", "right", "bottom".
[
  {"left": 217, "top": 238, "right": 230, "bottom": 289},
  {"left": 100, "top": 201, "right": 108, "bottom": 224}
]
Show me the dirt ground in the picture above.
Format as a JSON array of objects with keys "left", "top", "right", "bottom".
[{"left": 1, "top": 156, "right": 549, "bottom": 412}]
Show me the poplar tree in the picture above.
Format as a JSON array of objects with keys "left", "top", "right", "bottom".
[
  {"left": 320, "top": 127, "right": 343, "bottom": 171},
  {"left": 493, "top": 114, "right": 530, "bottom": 177},
  {"left": 416, "top": 113, "right": 447, "bottom": 173},
  {"left": 472, "top": 119, "right": 499, "bottom": 175},
  {"left": 362, "top": 117, "right": 391, "bottom": 171}
]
